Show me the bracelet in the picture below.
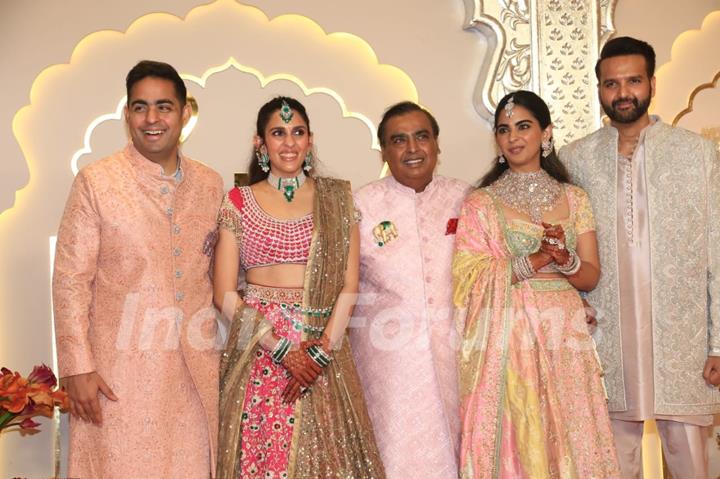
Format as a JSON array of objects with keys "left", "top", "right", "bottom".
[
  {"left": 306, "top": 345, "right": 332, "bottom": 368},
  {"left": 556, "top": 249, "right": 581, "bottom": 276},
  {"left": 271, "top": 337, "right": 291, "bottom": 364},
  {"left": 511, "top": 255, "right": 535, "bottom": 282}
]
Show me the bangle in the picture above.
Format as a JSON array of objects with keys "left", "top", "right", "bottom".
[
  {"left": 511, "top": 255, "right": 535, "bottom": 282},
  {"left": 306, "top": 345, "right": 332, "bottom": 368},
  {"left": 556, "top": 249, "right": 581, "bottom": 276},
  {"left": 271, "top": 337, "right": 291, "bottom": 364}
]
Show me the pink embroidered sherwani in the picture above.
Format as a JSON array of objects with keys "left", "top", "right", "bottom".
[
  {"left": 350, "top": 175, "right": 470, "bottom": 478},
  {"left": 53, "top": 143, "right": 223, "bottom": 478}
]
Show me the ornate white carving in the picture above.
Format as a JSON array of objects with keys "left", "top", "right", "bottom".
[{"left": 463, "top": 0, "right": 618, "bottom": 145}]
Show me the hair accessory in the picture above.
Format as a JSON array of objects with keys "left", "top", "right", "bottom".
[
  {"left": 498, "top": 154, "right": 506, "bottom": 164},
  {"left": 279, "top": 100, "right": 294, "bottom": 124},
  {"left": 505, "top": 96, "right": 515, "bottom": 118},
  {"left": 303, "top": 151, "right": 313, "bottom": 172},
  {"left": 256, "top": 146, "right": 270, "bottom": 172},
  {"left": 267, "top": 170, "right": 307, "bottom": 202},
  {"left": 541, "top": 137, "right": 554, "bottom": 158}
]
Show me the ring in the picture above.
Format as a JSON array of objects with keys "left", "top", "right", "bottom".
[{"left": 544, "top": 237, "right": 558, "bottom": 245}]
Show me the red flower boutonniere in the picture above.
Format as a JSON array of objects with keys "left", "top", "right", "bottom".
[{"left": 445, "top": 218, "right": 459, "bottom": 235}]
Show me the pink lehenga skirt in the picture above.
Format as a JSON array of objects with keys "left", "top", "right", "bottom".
[
  {"left": 461, "top": 279, "right": 620, "bottom": 478},
  {"left": 238, "top": 284, "right": 307, "bottom": 478}
]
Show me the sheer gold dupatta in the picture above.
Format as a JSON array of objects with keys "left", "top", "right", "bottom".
[
  {"left": 289, "top": 177, "right": 384, "bottom": 478},
  {"left": 217, "top": 306, "right": 272, "bottom": 478}
]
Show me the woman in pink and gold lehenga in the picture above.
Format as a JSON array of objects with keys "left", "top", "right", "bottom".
[
  {"left": 453, "top": 90, "right": 620, "bottom": 478},
  {"left": 213, "top": 97, "right": 384, "bottom": 478}
]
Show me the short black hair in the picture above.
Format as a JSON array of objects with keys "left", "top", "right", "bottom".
[
  {"left": 595, "top": 36, "right": 656, "bottom": 80},
  {"left": 377, "top": 101, "right": 439, "bottom": 147},
  {"left": 126, "top": 60, "right": 187, "bottom": 106}
]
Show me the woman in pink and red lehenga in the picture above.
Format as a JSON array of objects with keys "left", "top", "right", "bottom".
[{"left": 213, "top": 96, "right": 384, "bottom": 479}]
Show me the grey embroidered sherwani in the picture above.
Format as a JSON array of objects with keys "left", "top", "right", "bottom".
[{"left": 559, "top": 121, "right": 720, "bottom": 415}]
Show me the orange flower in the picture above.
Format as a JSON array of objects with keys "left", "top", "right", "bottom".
[
  {"left": 0, "top": 368, "right": 30, "bottom": 414},
  {"left": 1, "top": 365, "right": 69, "bottom": 434}
]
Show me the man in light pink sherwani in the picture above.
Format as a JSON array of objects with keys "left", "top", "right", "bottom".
[
  {"left": 560, "top": 37, "right": 720, "bottom": 479},
  {"left": 53, "top": 61, "right": 223, "bottom": 478},
  {"left": 350, "top": 102, "right": 469, "bottom": 478}
]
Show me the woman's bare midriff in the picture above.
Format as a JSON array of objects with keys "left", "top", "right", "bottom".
[{"left": 246, "top": 263, "right": 307, "bottom": 289}]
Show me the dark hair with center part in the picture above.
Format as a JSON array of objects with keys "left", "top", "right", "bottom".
[
  {"left": 248, "top": 96, "right": 311, "bottom": 184},
  {"left": 377, "top": 101, "right": 439, "bottom": 147},
  {"left": 126, "top": 60, "right": 187, "bottom": 106},
  {"left": 479, "top": 90, "right": 570, "bottom": 187}
]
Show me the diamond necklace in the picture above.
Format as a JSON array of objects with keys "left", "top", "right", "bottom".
[
  {"left": 489, "top": 168, "right": 562, "bottom": 223},
  {"left": 267, "top": 171, "right": 307, "bottom": 202}
]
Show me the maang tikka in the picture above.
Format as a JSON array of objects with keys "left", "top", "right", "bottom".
[
  {"left": 279, "top": 100, "right": 294, "bottom": 124},
  {"left": 505, "top": 96, "right": 515, "bottom": 118}
]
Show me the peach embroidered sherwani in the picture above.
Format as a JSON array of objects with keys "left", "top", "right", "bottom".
[
  {"left": 53, "top": 143, "right": 223, "bottom": 478},
  {"left": 350, "top": 175, "right": 470, "bottom": 478}
]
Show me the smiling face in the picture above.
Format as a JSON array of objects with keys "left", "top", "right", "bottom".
[
  {"left": 255, "top": 108, "right": 313, "bottom": 178},
  {"left": 125, "top": 76, "right": 189, "bottom": 166},
  {"left": 380, "top": 110, "right": 439, "bottom": 192},
  {"left": 598, "top": 54, "right": 655, "bottom": 125},
  {"left": 494, "top": 104, "right": 551, "bottom": 172}
]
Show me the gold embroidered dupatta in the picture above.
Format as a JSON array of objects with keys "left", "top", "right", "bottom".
[
  {"left": 217, "top": 177, "right": 385, "bottom": 479},
  {"left": 452, "top": 190, "right": 514, "bottom": 478}
]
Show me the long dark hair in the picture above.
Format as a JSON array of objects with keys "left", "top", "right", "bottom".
[
  {"left": 479, "top": 90, "right": 570, "bottom": 187},
  {"left": 248, "top": 96, "right": 311, "bottom": 184}
]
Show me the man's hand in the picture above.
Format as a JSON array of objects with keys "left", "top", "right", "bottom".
[
  {"left": 702, "top": 356, "right": 720, "bottom": 387},
  {"left": 60, "top": 371, "right": 118, "bottom": 425},
  {"left": 581, "top": 297, "right": 597, "bottom": 333}
]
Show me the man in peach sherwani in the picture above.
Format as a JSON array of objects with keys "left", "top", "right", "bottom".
[
  {"left": 350, "top": 102, "right": 470, "bottom": 478},
  {"left": 53, "top": 61, "right": 223, "bottom": 478}
]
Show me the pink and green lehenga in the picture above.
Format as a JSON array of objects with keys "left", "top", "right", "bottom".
[
  {"left": 216, "top": 178, "right": 385, "bottom": 479},
  {"left": 452, "top": 187, "right": 620, "bottom": 478}
]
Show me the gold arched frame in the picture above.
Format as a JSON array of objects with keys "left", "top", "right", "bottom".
[
  {"left": 70, "top": 57, "right": 386, "bottom": 176},
  {"left": 672, "top": 70, "right": 720, "bottom": 126},
  {"left": 5, "top": 3, "right": 420, "bottom": 476}
]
